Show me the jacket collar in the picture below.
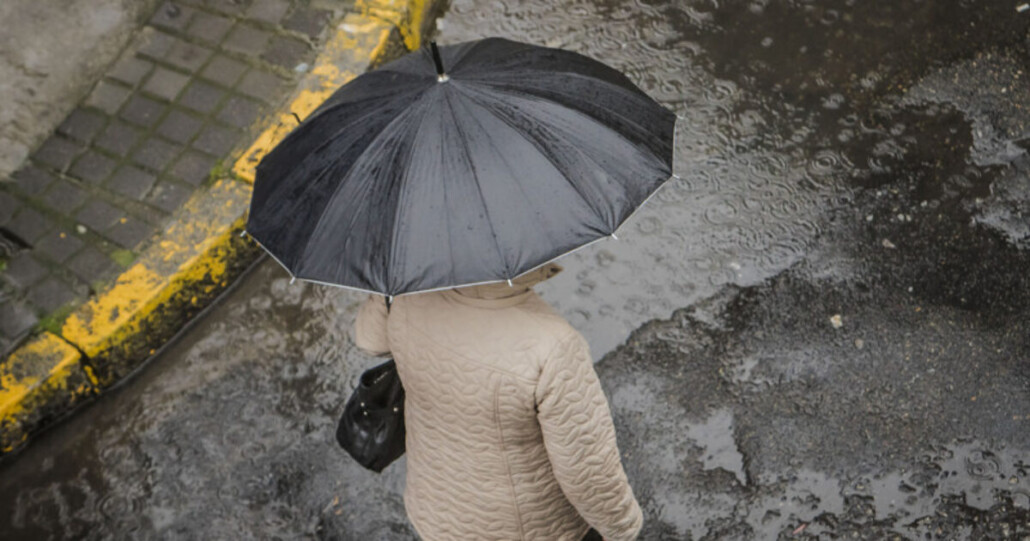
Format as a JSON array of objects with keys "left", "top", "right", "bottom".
[{"left": 443, "top": 263, "right": 563, "bottom": 308}]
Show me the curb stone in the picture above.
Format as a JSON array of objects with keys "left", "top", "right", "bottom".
[
  {"left": 0, "top": 333, "right": 94, "bottom": 453},
  {"left": 0, "top": 0, "right": 446, "bottom": 457}
]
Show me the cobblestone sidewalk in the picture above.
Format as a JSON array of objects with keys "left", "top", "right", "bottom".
[{"left": 0, "top": 0, "right": 351, "bottom": 354}]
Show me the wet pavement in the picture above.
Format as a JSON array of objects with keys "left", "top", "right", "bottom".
[{"left": 2, "top": 0, "right": 1030, "bottom": 539}]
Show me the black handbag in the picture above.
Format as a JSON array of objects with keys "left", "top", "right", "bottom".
[{"left": 336, "top": 358, "right": 406, "bottom": 473}]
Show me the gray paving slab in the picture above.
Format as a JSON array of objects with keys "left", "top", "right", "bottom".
[
  {"left": 143, "top": 68, "right": 192, "bottom": 101},
  {"left": 200, "top": 55, "right": 249, "bottom": 87},
  {"left": 32, "top": 137, "right": 85, "bottom": 172},
  {"left": 10, "top": 166, "right": 58, "bottom": 197},
  {"left": 0, "top": 0, "right": 335, "bottom": 371},
  {"left": 94, "top": 121, "right": 144, "bottom": 157},
  {"left": 105, "top": 216, "right": 156, "bottom": 249},
  {"left": 187, "top": 12, "right": 235, "bottom": 45},
  {"left": 67, "top": 246, "right": 119, "bottom": 284},
  {"left": 5, "top": 208, "right": 54, "bottom": 244},
  {"left": 34, "top": 230, "right": 84, "bottom": 264},
  {"left": 26, "top": 276, "right": 80, "bottom": 314},
  {"left": 107, "top": 166, "right": 158, "bottom": 201},
  {"left": 2, "top": 253, "right": 47, "bottom": 288},
  {"left": 41, "top": 179, "right": 88, "bottom": 213},
  {"left": 169, "top": 150, "right": 217, "bottom": 185},
  {"left": 178, "top": 78, "right": 228, "bottom": 114},
  {"left": 57, "top": 109, "right": 108, "bottom": 145},
  {"left": 68, "top": 151, "right": 117, "bottom": 185},
  {"left": 86, "top": 81, "right": 133, "bottom": 115}
]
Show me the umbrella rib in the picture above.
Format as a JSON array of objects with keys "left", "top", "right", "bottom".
[
  {"left": 294, "top": 97, "right": 426, "bottom": 279},
  {"left": 465, "top": 79, "right": 667, "bottom": 207},
  {"left": 463, "top": 70, "right": 663, "bottom": 149},
  {"left": 444, "top": 90, "right": 512, "bottom": 281},
  {"left": 384, "top": 93, "right": 436, "bottom": 294},
  {"left": 256, "top": 89, "right": 425, "bottom": 263},
  {"left": 455, "top": 84, "right": 612, "bottom": 232}
]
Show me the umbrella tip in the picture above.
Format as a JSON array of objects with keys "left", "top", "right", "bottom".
[
  {"left": 290, "top": 276, "right": 296, "bottom": 285},
  {"left": 611, "top": 233, "right": 619, "bottom": 240},
  {"left": 429, "top": 41, "right": 448, "bottom": 82},
  {"left": 507, "top": 278, "right": 514, "bottom": 287}
]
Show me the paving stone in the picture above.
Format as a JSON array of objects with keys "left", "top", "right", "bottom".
[
  {"left": 67, "top": 246, "right": 118, "bottom": 283},
  {"left": 246, "top": 0, "right": 289, "bottom": 24},
  {"left": 34, "top": 229, "right": 83, "bottom": 263},
  {"left": 262, "top": 35, "right": 310, "bottom": 69},
  {"left": 192, "top": 123, "right": 238, "bottom": 157},
  {"left": 95, "top": 120, "right": 143, "bottom": 157},
  {"left": 105, "top": 216, "right": 156, "bottom": 249},
  {"left": 145, "top": 180, "right": 192, "bottom": 213},
  {"left": 33, "top": 137, "right": 85, "bottom": 171},
  {"left": 237, "top": 69, "right": 285, "bottom": 102},
  {"left": 196, "top": 0, "right": 251, "bottom": 16},
  {"left": 41, "top": 179, "right": 88, "bottom": 213},
  {"left": 216, "top": 95, "right": 264, "bottom": 128},
  {"left": 57, "top": 108, "right": 107, "bottom": 143},
  {"left": 177, "top": 79, "right": 227, "bottom": 113},
  {"left": 107, "top": 165, "right": 157, "bottom": 200},
  {"left": 75, "top": 199, "right": 123, "bottom": 231},
  {"left": 0, "top": 192, "right": 18, "bottom": 225},
  {"left": 0, "top": 301, "right": 38, "bottom": 339},
  {"left": 170, "top": 150, "right": 216, "bottom": 185},
  {"left": 138, "top": 30, "right": 177, "bottom": 60},
  {"left": 109, "top": 56, "right": 154, "bottom": 87},
  {"left": 131, "top": 137, "right": 183, "bottom": 172},
  {"left": 164, "top": 39, "right": 213, "bottom": 73},
  {"left": 157, "top": 110, "right": 204, "bottom": 144},
  {"left": 143, "top": 67, "right": 191, "bottom": 101},
  {"left": 5, "top": 208, "right": 54, "bottom": 244},
  {"left": 86, "top": 80, "right": 132, "bottom": 115},
  {"left": 120, "top": 95, "right": 168, "bottom": 128},
  {"left": 200, "top": 55, "right": 248, "bottom": 87},
  {"left": 223, "top": 24, "right": 271, "bottom": 57},
  {"left": 150, "top": 2, "right": 196, "bottom": 32},
  {"left": 283, "top": 6, "right": 331, "bottom": 38},
  {"left": 187, "top": 12, "right": 234, "bottom": 45},
  {"left": 3, "top": 253, "right": 47, "bottom": 288},
  {"left": 11, "top": 166, "right": 58, "bottom": 196},
  {"left": 27, "top": 277, "right": 80, "bottom": 314},
  {"left": 69, "top": 151, "right": 117, "bottom": 185}
]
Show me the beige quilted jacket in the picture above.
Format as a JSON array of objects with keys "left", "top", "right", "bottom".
[{"left": 352, "top": 263, "right": 642, "bottom": 541}]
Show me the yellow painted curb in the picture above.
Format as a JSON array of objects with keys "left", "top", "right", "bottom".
[
  {"left": 2, "top": 0, "right": 446, "bottom": 455},
  {"left": 234, "top": 0, "right": 439, "bottom": 183},
  {"left": 60, "top": 178, "right": 257, "bottom": 387},
  {"left": 0, "top": 332, "right": 94, "bottom": 452},
  {"left": 233, "top": 14, "right": 394, "bottom": 183}
]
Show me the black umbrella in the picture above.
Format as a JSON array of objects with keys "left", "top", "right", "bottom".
[{"left": 246, "top": 37, "right": 675, "bottom": 296}]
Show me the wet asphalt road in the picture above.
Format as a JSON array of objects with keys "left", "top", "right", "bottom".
[{"left": 3, "top": 0, "right": 1030, "bottom": 539}]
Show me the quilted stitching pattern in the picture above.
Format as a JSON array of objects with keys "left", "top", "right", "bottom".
[{"left": 353, "top": 292, "right": 642, "bottom": 541}]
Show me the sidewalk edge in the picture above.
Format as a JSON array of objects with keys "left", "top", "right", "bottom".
[{"left": 0, "top": 0, "right": 445, "bottom": 458}]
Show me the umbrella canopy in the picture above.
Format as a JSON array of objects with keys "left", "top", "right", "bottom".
[{"left": 246, "top": 37, "right": 675, "bottom": 296}]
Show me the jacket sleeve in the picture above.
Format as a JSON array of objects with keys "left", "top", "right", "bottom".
[
  {"left": 351, "top": 295, "right": 391, "bottom": 357},
  {"left": 535, "top": 331, "right": 643, "bottom": 541}
]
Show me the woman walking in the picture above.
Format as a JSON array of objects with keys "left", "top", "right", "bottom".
[{"left": 353, "top": 263, "right": 642, "bottom": 541}]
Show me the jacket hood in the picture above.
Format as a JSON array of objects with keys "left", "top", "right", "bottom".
[{"left": 451, "top": 262, "right": 563, "bottom": 300}]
